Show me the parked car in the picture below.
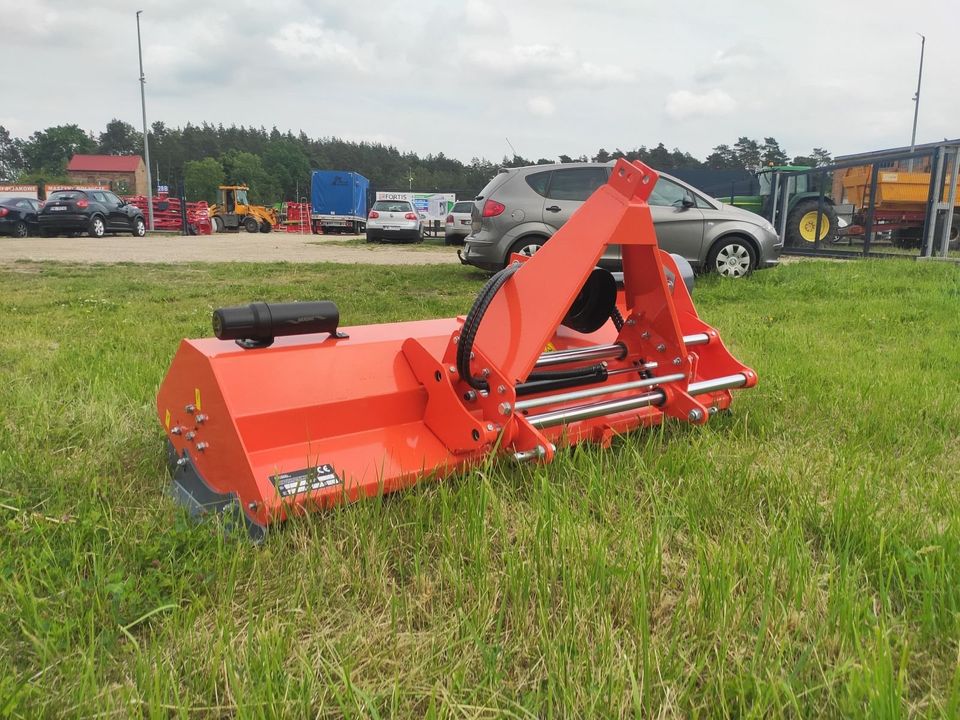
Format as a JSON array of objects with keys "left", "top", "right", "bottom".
[
  {"left": 459, "top": 162, "right": 782, "bottom": 277},
  {"left": 38, "top": 189, "right": 146, "bottom": 238},
  {"left": 444, "top": 201, "right": 474, "bottom": 245},
  {"left": 0, "top": 197, "right": 41, "bottom": 237},
  {"left": 366, "top": 199, "right": 423, "bottom": 243}
]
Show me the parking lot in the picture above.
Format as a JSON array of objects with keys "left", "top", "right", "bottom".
[{"left": 0, "top": 232, "right": 461, "bottom": 266}]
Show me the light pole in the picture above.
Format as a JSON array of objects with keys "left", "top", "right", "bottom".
[
  {"left": 908, "top": 33, "right": 925, "bottom": 171},
  {"left": 136, "top": 10, "right": 155, "bottom": 231}
]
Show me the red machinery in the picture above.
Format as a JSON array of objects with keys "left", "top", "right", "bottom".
[{"left": 157, "top": 160, "right": 756, "bottom": 539}]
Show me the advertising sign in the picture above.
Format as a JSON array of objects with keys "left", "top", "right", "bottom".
[{"left": 375, "top": 191, "right": 456, "bottom": 222}]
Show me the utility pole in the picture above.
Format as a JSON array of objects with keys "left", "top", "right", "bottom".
[
  {"left": 136, "top": 10, "right": 155, "bottom": 231},
  {"left": 908, "top": 33, "right": 925, "bottom": 171}
]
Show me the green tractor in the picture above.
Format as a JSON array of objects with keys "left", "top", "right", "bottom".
[{"left": 718, "top": 165, "right": 838, "bottom": 247}]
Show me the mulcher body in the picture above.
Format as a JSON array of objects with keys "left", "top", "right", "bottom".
[{"left": 157, "top": 160, "right": 757, "bottom": 539}]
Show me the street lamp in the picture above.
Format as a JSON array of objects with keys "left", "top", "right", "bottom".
[
  {"left": 908, "top": 33, "right": 925, "bottom": 171},
  {"left": 136, "top": 10, "right": 155, "bottom": 231}
]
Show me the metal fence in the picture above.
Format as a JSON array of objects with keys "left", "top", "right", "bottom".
[{"left": 763, "top": 141, "right": 960, "bottom": 260}]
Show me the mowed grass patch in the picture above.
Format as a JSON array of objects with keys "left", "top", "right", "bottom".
[{"left": 0, "top": 259, "right": 958, "bottom": 717}]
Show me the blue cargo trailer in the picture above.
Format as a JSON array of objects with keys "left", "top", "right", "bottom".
[{"left": 310, "top": 170, "right": 369, "bottom": 234}]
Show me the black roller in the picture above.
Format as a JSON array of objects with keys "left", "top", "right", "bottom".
[
  {"left": 562, "top": 267, "right": 618, "bottom": 334},
  {"left": 213, "top": 301, "right": 341, "bottom": 348}
]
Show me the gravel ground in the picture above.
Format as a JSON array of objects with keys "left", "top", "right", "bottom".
[{"left": 0, "top": 232, "right": 461, "bottom": 266}]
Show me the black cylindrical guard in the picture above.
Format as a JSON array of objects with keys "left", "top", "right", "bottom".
[
  {"left": 213, "top": 301, "right": 341, "bottom": 346},
  {"left": 562, "top": 267, "right": 618, "bottom": 334}
]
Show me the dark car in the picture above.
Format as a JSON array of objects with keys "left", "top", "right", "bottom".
[
  {"left": 39, "top": 189, "right": 146, "bottom": 238},
  {"left": 0, "top": 197, "right": 41, "bottom": 237}
]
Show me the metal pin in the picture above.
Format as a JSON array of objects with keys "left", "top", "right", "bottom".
[{"left": 195, "top": 442, "right": 209, "bottom": 451}]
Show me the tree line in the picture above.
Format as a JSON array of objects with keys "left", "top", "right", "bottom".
[{"left": 0, "top": 120, "right": 832, "bottom": 204}]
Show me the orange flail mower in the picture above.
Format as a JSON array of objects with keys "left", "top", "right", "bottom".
[{"left": 157, "top": 159, "right": 757, "bottom": 539}]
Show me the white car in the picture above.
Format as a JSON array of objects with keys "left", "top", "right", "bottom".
[
  {"left": 444, "top": 200, "right": 474, "bottom": 245},
  {"left": 366, "top": 200, "right": 423, "bottom": 243}
]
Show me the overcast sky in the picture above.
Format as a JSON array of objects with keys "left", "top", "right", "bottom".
[{"left": 3, "top": 0, "right": 958, "bottom": 162}]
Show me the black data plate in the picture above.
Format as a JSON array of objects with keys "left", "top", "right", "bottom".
[{"left": 273, "top": 464, "right": 342, "bottom": 498}]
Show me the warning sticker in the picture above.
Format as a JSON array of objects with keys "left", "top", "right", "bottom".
[{"left": 273, "top": 464, "right": 342, "bottom": 498}]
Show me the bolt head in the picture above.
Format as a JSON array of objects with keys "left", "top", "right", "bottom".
[
  {"left": 497, "top": 384, "right": 507, "bottom": 394},
  {"left": 656, "top": 343, "right": 666, "bottom": 352},
  {"left": 687, "top": 409, "right": 704, "bottom": 422},
  {"left": 498, "top": 402, "right": 512, "bottom": 415},
  {"left": 184, "top": 404, "right": 196, "bottom": 414},
  {"left": 486, "top": 423, "right": 494, "bottom": 431},
  {"left": 672, "top": 357, "right": 682, "bottom": 366},
  {"left": 481, "top": 368, "right": 491, "bottom": 378}
]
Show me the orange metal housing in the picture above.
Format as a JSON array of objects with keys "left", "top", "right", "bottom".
[{"left": 157, "top": 160, "right": 757, "bottom": 539}]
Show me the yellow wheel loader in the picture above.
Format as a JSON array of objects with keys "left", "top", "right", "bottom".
[{"left": 209, "top": 185, "right": 278, "bottom": 233}]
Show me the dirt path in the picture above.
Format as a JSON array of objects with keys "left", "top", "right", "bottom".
[{"left": 0, "top": 233, "right": 460, "bottom": 266}]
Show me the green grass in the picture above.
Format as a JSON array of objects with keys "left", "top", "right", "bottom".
[{"left": 1, "top": 259, "right": 959, "bottom": 717}]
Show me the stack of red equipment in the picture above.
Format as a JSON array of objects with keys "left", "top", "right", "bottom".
[
  {"left": 284, "top": 202, "right": 311, "bottom": 233},
  {"left": 124, "top": 194, "right": 213, "bottom": 235}
]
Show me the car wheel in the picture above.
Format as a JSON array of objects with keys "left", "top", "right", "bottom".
[
  {"left": 212, "top": 216, "right": 224, "bottom": 233},
  {"left": 131, "top": 217, "right": 146, "bottom": 237},
  {"left": 506, "top": 237, "right": 545, "bottom": 265},
  {"left": 259, "top": 221, "right": 272, "bottom": 233},
  {"left": 366, "top": 233, "right": 378, "bottom": 243},
  {"left": 707, "top": 239, "right": 756, "bottom": 278},
  {"left": 415, "top": 230, "right": 423, "bottom": 243},
  {"left": 89, "top": 215, "right": 106, "bottom": 238},
  {"left": 13, "top": 221, "right": 28, "bottom": 238},
  {"left": 244, "top": 217, "right": 259, "bottom": 233}
]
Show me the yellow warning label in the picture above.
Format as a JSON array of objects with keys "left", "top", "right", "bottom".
[
  {"left": 543, "top": 342, "right": 556, "bottom": 353},
  {"left": 165, "top": 409, "right": 171, "bottom": 429},
  {"left": 194, "top": 388, "right": 202, "bottom": 411}
]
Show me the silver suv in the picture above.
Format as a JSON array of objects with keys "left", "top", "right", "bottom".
[{"left": 459, "top": 162, "right": 782, "bottom": 277}]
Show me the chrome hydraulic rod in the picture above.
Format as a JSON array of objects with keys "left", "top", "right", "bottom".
[
  {"left": 526, "top": 373, "right": 748, "bottom": 429},
  {"left": 533, "top": 333, "right": 710, "bottom": 369},
  {"left": 515, "top": 372, "right": 686, "bottom": 412}
]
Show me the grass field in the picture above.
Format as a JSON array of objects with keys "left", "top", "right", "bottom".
[{"left": 1, "top": 258, "right": 959, "bottom": 718}]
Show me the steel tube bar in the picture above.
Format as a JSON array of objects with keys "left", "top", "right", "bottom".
[
  {"left": 527, "top": 373, "right": 748, "bottom": 429},
  {"left": 515, "top": 372, "right": 686, "bottom": 412},
  {"left": 533, "top": 333, "right": 709, "bottom": 369}
]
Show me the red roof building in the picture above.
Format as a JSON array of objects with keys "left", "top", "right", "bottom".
[{"left": 66, "top": 154, "right": 147, "bottom": 195}]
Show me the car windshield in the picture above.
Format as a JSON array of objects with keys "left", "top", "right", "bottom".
[
  {"left": 373, "top": 201, "right": 412, "bottom": 212},
  {"left": 235, "top": 189, "right": 249, "bottom": 205},
  {"left": 49, "top": 191, "right": 84, "bottom": 201}
]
